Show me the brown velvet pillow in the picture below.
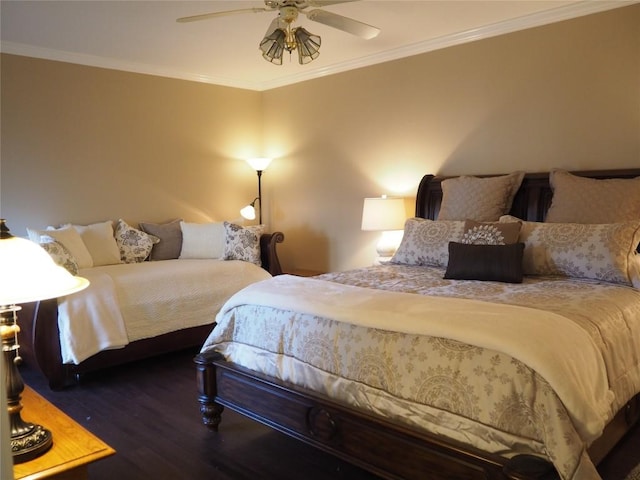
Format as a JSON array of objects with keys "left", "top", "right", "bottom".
[
  {"left": 139, "top": 219, "right": 183, "bottom": 261},
  {"left": 444, "top": 242, "right": 525, "bottom": 283}
]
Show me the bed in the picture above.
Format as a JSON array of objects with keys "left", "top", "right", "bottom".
[
  {"left": 19, "top": 230, "right": 284, "bottom": 390},
  {"left": 195, "top": 169, "right": 640, "bottom": 480}
]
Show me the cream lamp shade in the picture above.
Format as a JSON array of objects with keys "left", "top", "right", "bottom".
[
  {"left": 240, "top": 203, "right": 257, "bottom": 221},
  {"left": 245, "top": 157, "right": 272, "bottom": 172},
  {"left": 361, "top": 196, "right": 407, "bottom": 261},
  {"left": 361, "top": 196, "right": 407, "bottom": 232}
]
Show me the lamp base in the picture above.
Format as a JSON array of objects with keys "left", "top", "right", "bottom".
[
  {"left": 10, "top": 421, "right": 53, "bottom": 463},
  {"left": 375, "top": 230, "right": 404, "bottom": 258}
]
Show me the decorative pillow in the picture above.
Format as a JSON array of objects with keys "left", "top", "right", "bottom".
[
  {"left": 390, "top": 218, "right": 465, "bottom": 267},
  {"left": 69, "top": 221, "right": 121, "bottom": 267},
  {"left": 444, "top": 242, "right": 525, "bottom": 283},
  {"left": 179, "top": 221, "right": 225, "bottom": 259},
  {"left": 39, "top": 239, "right": 79, "bottom": 275},
  {"left": 139, "top": 219, "right": 183, "bottom": 261},
  {"left": 461, "top": 220, "right": 521, "bottom": 245},
  {"left": 546, "top": 169, "right": 640, "bottom": 224},
  {"left": 437, "top": 171, "right": 525, "bottom": 222},
  {"left": 500, "top": 215, "right": 640, "bottom": 287},
  {"left": 115, "top": 219, "right": 159, "bottom": 263},
  {"left": 27, "top": 225, "right": 94, "bottom": 269},
  {"left": 222, "top": 222, "right": 265, "bottom": 265}
]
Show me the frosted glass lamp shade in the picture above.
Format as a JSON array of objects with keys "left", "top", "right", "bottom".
[
  {"left": 240, "top": 204, "right": 257, "bottom": 221},
  {"left": 246, "top": 157, "right": 272, "bottom": 171},
  {"left": 361, "top": 197, "right": 407, "bottom": 232}
]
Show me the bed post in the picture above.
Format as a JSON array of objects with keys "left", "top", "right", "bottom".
[{"left": 194, "top": 350, "right": 225, "bottom": 431}]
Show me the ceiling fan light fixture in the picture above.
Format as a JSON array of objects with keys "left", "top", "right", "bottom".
[
  {"left": 259, "top": 28, "right": 286, "bottom": 64},
  {"left": 294, "top": 27, "right": 321, "bottom": 64}
]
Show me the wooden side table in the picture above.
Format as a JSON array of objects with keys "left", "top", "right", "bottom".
[{"left": 13, "top": 386, "right": 115, "bottom": 480}]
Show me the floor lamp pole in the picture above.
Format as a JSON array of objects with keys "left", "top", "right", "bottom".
[{"left": 257, "top": 170, "right": 263, "bottom": 224}]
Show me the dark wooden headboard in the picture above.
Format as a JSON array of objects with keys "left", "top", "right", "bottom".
[{"left": 416, "top": 169, "right": 640, "bottom": 222}]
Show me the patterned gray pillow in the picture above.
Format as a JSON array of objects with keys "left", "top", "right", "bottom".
[
  {"left": 39, "top": 239, "right": 79, "bottom": 275},
  {"left": 222, "top": 222, "right": 265, "bottom": 266},
  {"left": 390, "top": 218, "right": 465, "bottom": 267},
  {"left": 115, "top": 219, "right": 159, "bottom": 263}
]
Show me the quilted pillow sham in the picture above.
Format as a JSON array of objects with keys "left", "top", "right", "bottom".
[
  {"left": 115, "top": 219, "right": 159, "bottom": 263},
  {"left": 390, "top": 218, "right": 465, "bottom": 267},
  {"left": 501, "top": 215, "right": 640, "bottom": 287},
  {"left": 222, "top": 222, "right": 265, "bottom": 265},
  {"left": 437, "top": 171, "right": 525, "bottom": 222},
  {"left": 546, "top": 169, "right": 640, "bottom": 224}
]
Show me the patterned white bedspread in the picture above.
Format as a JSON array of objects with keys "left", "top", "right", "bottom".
[{"left": 201, "top": 265, "right": 640, "bottom": 480}]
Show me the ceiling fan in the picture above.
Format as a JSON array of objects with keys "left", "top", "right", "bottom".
[{"left": 176, "top": 0, "right": 380, "bottom": 65}]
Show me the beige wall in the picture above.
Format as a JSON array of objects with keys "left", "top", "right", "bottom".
[
  {"left": 2, "top": 4, "right": 639, "bottom": 273},
  {"left": 0, "top": 56, "right": 263, "bottom": 233}
]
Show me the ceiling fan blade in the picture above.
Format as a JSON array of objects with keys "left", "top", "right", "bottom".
[
  {"left": 176, "top": 7, "right": 270, "bottom": 23},
  {"left": 304, "top": 9, "right": 380, "bottom": 39},
  {"left": 305, "top": 1, "right": 359, "bottom": 7}
]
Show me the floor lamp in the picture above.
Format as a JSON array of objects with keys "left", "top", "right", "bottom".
[
  {"left": 0, "top": 219, "right": 89, "bottom": 463},
  {"left": 240, "top": 157, "right": 272, "bottom": 224}
]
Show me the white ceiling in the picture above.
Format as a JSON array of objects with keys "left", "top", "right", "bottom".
[{"left": 0, "top": 1, "right": 633, "bottom": 91}]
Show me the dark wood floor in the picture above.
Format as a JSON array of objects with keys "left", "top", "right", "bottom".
[{"left": 19, "top": 349, "right": 640, "bottom": 480}]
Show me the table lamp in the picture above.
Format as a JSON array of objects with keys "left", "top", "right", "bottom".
[
  {"left": 361, "top": 196, "right": 407, "bottom": 263},
  {"left": 0, "top": 219, "right": 89, "bottom": 463}
]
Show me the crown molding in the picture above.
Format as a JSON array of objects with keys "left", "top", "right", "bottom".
[
  {"left": 256, "top": 0, "right": 634, "bottom": 90},
  {"left": 1, "top": 1, "right": 634, "bottom": 92}
]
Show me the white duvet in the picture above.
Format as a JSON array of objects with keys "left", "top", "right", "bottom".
[{"left": 58, "top": 259, "right": 271, "bottom": 364}]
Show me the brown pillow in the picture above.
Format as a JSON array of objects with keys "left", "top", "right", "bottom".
[
  {"left": 461, "top": 220, "right": 521, "bottom": 245},
  {"left": 444, "top": 242, "right": 525, "bottom": 283},
  {"left": 139, "top": 219, "right": 183, "bottom": 261}
]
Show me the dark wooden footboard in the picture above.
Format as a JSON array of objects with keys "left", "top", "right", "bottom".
[
  {"left": 18, "top": 232, "right": 284, "bottom": 389},
  {"left": 194, "top": 350, "right": 572, "bottom": 480}
]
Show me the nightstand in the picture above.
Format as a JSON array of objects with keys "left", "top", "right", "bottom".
[{"left": 13, "top": 386, "right": 115, "bottom": 480}]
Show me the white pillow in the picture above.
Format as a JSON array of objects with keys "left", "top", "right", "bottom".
[
  {"left": 27, "top": 225, "right": 94, "bottom": 269},
  {"left": 179, "top": 221, "right": 225, "bottom": 259},
  {"left": 70, "top": 221, "right": 121, "bottom": 267}
]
